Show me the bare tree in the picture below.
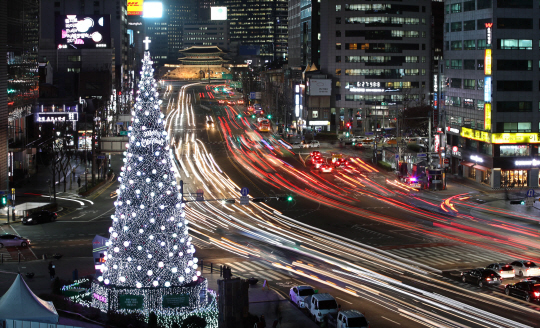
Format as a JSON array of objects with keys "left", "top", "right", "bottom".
[{"left": 47, "top": 124, "right": 74, "bottom": 202}]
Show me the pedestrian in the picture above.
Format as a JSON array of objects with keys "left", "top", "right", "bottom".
[
  {"left": 48, "top": 261, "right": 56, "bottom": 280},
  {"left": 77, "top": 176, "right": 81, "bottom": 188},
  {"left": 259, "top": 315, "right": 266, "bottom": 328}
]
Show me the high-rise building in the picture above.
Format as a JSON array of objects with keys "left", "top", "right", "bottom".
[
  {"left": 0, "top": 0, "right": 8, "bottom": 191},
  {"left": 319, "top": 0, "right": 433, "bottom": 133},
  {"left": 39, "top": 0, "right": 128, "bottom": 94},
  {"left": 288, "top": 0, "right": 321, "bottom": 68},
  {"left": 215, "top": 0, "right": 288, "bottom": 62},
  {"left": 442, "top": 0, "right": 539, "bottom": 188}
]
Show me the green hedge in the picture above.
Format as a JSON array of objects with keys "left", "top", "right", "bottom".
[{"left": 378, "top": 160, "right": 394, "bottom": 171}]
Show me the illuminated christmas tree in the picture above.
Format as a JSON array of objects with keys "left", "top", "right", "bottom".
[{"left": 91, "top": 41, "right": 217, "bottom": 327}]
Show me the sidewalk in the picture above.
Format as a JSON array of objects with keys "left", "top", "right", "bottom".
[{"left": 205, "top": 272, "right": 317, "bottom": 328}]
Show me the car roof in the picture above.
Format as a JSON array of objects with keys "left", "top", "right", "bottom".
[
  {"left": 340, "top": 310, "right": 365, "bottom": 318},
  {"left": 296, "top": 285, "right": 314, "bottom": 290},
  {"left": 312, "top": 293, "right": 335, "bottom": 301}
]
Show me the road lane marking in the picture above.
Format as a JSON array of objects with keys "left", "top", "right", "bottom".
[
  {"left": 381, "top": 316, "right": 401, "bottom": 325},
  {"left": 335, "top": 297, "right": 352, "bottom": 305}
]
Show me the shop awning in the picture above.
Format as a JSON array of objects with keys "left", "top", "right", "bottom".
[{"left": 462, "top": 161, "right": 490, "bottom": 171}]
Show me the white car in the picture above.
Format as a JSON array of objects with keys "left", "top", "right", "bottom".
[
  {"left": 510, "top": 260, "right": 540, "bottom": 277},
  {"left": 303, "top": 140, "right": 320, "bottom": 148},
  {"left": 0, "top": 234, "right": 30, "bottom": 247},
  {"left": 485, "top": 263, "right": 515, "bottom": 279},
  {"left": 289, "top": 285, "right": 315, "bottom": 308}
]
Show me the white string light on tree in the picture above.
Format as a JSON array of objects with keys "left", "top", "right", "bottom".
[{"left": 90, "top": 47, "right": 217, "bottom": 328}]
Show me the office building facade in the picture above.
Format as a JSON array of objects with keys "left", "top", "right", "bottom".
[
  {"left": 443, "top": 0, "right": 540, "bottom": 188},
  {"left": 215, "top": 0, "right": 288, "bottom": 62},
  {"left": 288, "top": 0, "right": 321, "bottom": 68},
  {"left": 319, "top": 0, "right": 432, "bottom": 133}
]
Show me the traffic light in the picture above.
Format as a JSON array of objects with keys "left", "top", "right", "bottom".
[
  {"left": 224, "top": 199, "right": 235, "bottom": 204},
  {"left": 0, "top": 195, "right": 7, "bottom": 207},
  {"left": 267, "top": 114, "right": 272, "bottom": 119},
  {"left": 287, "top": 195, "right": 293, "bottom": 202},
  {"left": 510, "top": 200, "right": 523, "bottom": 205},
  {"left": 346, "top": 132, "right": 349, "bottom": 137},
  {"left": 251, "top": 114, "right": 256, "bottom": 119},
  {"left": 278, "top": 195, "right": 293, "bottom": 202},
  {"left": 252, "top": 197, "right": 267, "bottom": 203},
  {"left": 237, "top": 114, "right": 242, "bottom": 118}
]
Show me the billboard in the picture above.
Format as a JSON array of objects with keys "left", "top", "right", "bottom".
[
  {"left": 56, "top": 15, "right": 111, "bottom": 49},
  {"left": 211, "top": 7, "right": 227, "bottom": 20},
  {"left": 308, "top": 79, "right": 332, "bottom": 96},
  {"left": 128, "top": 0, "right": 144, "bottom": 16},
  {"left": 143, "top": 2, "right": 163, "bottom": 18}
]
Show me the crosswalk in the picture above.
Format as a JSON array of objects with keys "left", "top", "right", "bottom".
[
  {"left": 384, "top": 245, "right": 514, "bottom": 267},
  {"left": 217, "top": 260, "right": 296, "bottom": 282}
]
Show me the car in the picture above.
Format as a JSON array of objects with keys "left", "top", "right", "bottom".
[
  {"left": 310, "top": 150, "right": 321, "bottom": 158},
  {"left": 218, "top": 100, "right": 225, "bottom": 104},
  {"left": 237, "top": 100, "right": 244, "bottom": 104},
  {"left": 523, "top": 276, "right": 540, "bottom": 282},
  {"left": 319, "top": 164, "right": 333, "bottom": 173},
  {"left": 461, "top": 269, "right": 502, "bottom": 287},
  {"left": 485, "top": 263, "right": 515, "bottom": 279},
  {"left": 304, "top": 140, "right": 320, "bottom": 148},
  {"left": 505, "top": 281, "right": 540, "bottom": 302},
  {"left": 510, "top": 260, "right": 540, "bottom": 277},
  {"left": 312, "top": 156, "right": 324, "bottom": 169},
  {"left": 291, "top": 141, "right": 304, "bottom": 149},
  {"left": 333, "top": 158, "right": 349, "bottom": 168},
  {"left": 0, "top": 234, "right": 30, "bottom": 247},
  {"left": 289, "top": 285, "right": 315, "bottom": 308},
  {"left": 307, "top": 293, "right": 339, "bottom": 323},
  {"left": 22, "top": 210, "right": 57, "bottom": 225},
  {"left": 326, "top": 310, "right": 369, "bottom": 328}
]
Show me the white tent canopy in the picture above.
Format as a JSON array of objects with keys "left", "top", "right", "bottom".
[{"left": 0, "top": 274, "right": 59, "bottom": 324}]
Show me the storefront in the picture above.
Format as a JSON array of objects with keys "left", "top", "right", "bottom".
[{"left": 493, "top": 156, "right": 539, "bottom": 188}]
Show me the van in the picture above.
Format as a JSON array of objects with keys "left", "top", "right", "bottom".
[
  {"left": 307, "top": 293, "right": 338, "bottom": 323},
  {"left": 326, "top": 310, "right": 369, "bottom": 328}
]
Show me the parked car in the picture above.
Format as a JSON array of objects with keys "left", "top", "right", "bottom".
[
  {"left": 0, "top": 234, "right": 30, "bottom": 247},
  {"left": 461, "top": 269, "right": 502, "bottom": 287},
  {"left": 510, "top": 261, "right": 540, "bottom": 277},
  {"left": 289, "top": 285, "right": 315, "bottom": 308},
  {"left": 485, "top": 263, "right": 515, "bottom": 279},
  {"left": 505, "top": 281, "right": 540, "bottom": 302},
  {"left": 326, "top": 310, "right": 369, "bottom": 328},
  {"left": 306, "top": 293, "right": 339, "bottom": 323},
  {"left": 304, "top": 140, "right": 320, "bottom": 148},
  {"left": 22, "top": 210, "right": 57, "bottom": 225}
]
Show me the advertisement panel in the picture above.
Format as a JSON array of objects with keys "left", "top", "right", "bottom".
[
  {"left": 37, "top": 112, "right": 79, "bottom": 123},
  {"left": 492, "top": 133, "right": 540, "bottom": 144},
  {"left": 211, "top": 7, "right": 227, "bottom": 20},
  {"left": 162, "top": 294, "right": 190, "bottom": 308},
  {"left": 308, "top": 79, "right": 332, "bottom": 96},
  {"left": 460, "top": 127, "right": 491, "bottom": 143},
  {"left": 118, "top": 295, "right": 144, "bottom": 310},
  {"left": 484, "top": 49, "right": 492, "bottom": 75},
  {"left": 143, "top": 2, "right": 163, "bottom": 18},
  {"left": 484, "top": 103, "right": 491, "bottom": 131},
  {"left": 128, "top": 0, "right": 144, "bottom": 15},
  {"left": 56, "top": 15, "right": 111, "bottom": 49},
  {"left": 484, "top": 76, "right": 491, "bottom": 102}
]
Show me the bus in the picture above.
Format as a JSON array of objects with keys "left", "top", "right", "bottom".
[{"left": 258, "top": 119, "right": 271, "bottom": 132}]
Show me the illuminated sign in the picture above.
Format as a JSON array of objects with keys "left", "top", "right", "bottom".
[
  {"left": 447, "top": 127, "right": 460, "bottom": 134},
  {"left": 461, "top": 127, "right": 491, "bottom": 143},
  {"left": 309, "top": 121, "right": 331, "bottom": 125},
  {"left": 37, "top": 112, "right": 79, "bottom": 123},
  {"left": 492, "top": 133, "right": 540, "bottom": 144},
  {"left": 484, "top": 103, "right": 491, "bottom": 131},
  {"left": 452, "top": 146, "right": 458, "bottom": 152},
  {"left": 471, "top": 155, "right": 484, "bottom": 163},
  {"left": 211, "top": 7, "right": 227, "bottom": 20},
  {"left": 484, "top": 49, "right": 492, "bottom": 75},
  {"left": 128, "top": 0, "right": 143, "bottom": 16},
  {"left": 433, "top": 74, "right": 438, "bottom": 92},
  {"left": 55, "top": 15, "right": 111, "bottom": 49},
  {"left": 516, "top": 159, "right": 540, "bottom": 166},
  {"left": 350, "top": 87, "right": 385, "bottom": 93},
  {"left": 434, "top": 134, "right": 440, "bottom": 152},
  {"left": 309, "top": 79, "right": 332, "bottom": 96},
  {"left": 484, "top": 76, "right": 491, "bottom": 102},
  {"left": 485, "top": 22, "right": 493, "bottom": 45},
  {"left": 143, "top": 2, "right": 163, "bottom": 18}
]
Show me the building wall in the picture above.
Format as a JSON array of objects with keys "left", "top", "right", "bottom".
[
  {"left": 215, "top": 0, "right": 288, "bottom": 61},
  {"left": 182, "top": 21, "right": 230, "bottom": 51},
  {"left": 39, "top": 0, "right": 127, "bottom": 91},
  {"left": 320, "top": 0, "right": 432, "bottom": 132},
  {"left": 0, "top": 0, "right": 8, "bottom": 190}
]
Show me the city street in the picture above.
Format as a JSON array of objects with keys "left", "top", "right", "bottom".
[{"left": 5, "top": 81, "right": 539, "bottom": 327}]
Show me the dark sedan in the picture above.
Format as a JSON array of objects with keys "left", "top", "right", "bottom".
[
  {"left": 22, "top": 210, "right": 57, "bottom": 225},
  {"left": 461, "top": 269, "right": 502, "bottom": 287},
  {"left": 505, "top": 281, "right": 540, "bottom": 302}
]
